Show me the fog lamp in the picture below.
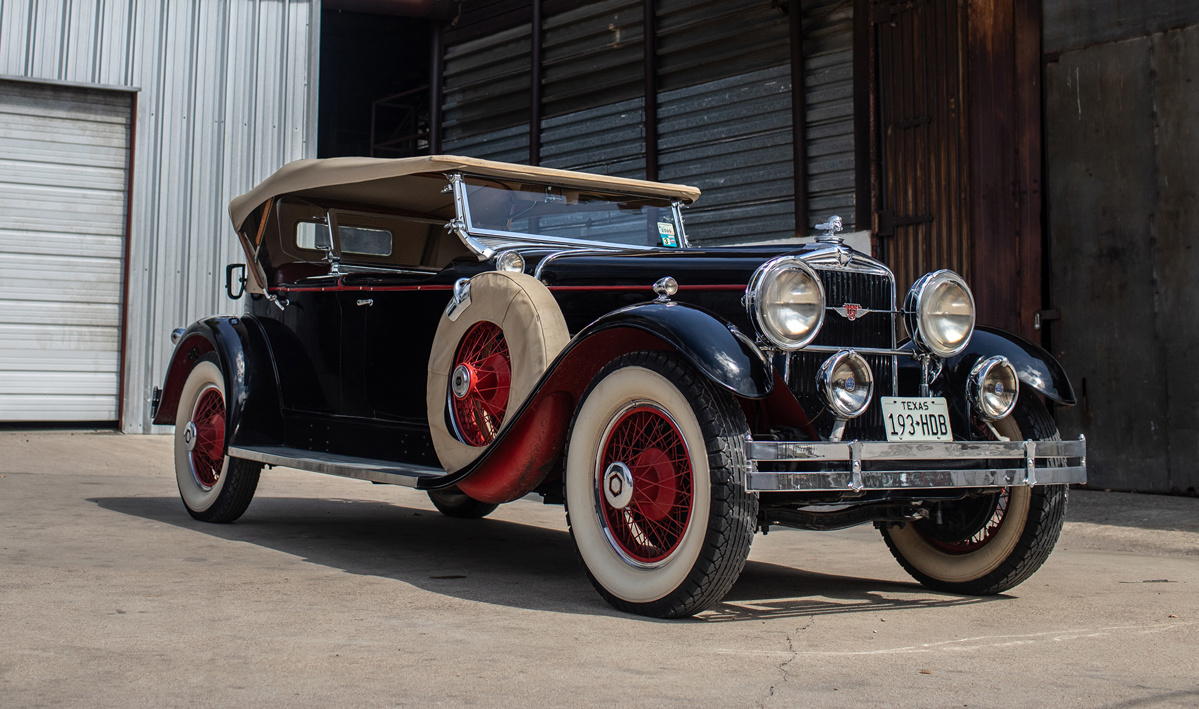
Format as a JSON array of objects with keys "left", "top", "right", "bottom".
[
  {"left": 967, "top": 355, "right": 1019, "bottom": 421},
  {"left": 818, "top": 350, "right": 874, "bottom": 419}
]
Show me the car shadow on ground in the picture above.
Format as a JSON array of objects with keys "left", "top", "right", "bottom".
[{"left": 91, "top": 494, "right": 1002, "bottom": 622}]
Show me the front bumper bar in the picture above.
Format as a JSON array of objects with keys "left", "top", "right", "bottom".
[{"left": 745, "top": 436, "right": 1086, "bottom": 493}]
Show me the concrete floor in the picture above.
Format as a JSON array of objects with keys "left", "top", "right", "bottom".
[{"left": 1, "top": 431, "right": 1196, "bottom": 707}]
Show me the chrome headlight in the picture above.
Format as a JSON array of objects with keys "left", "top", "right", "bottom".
[
  {"left": 968, "top": 355, "right": 1019, "bottom": 421},
  {"left": 745, "top": 256, "right": 825, "bottom": 350},
  {"left": 904, "top": 270, "right": 975, "bottom": 357},
  {"left": 495, "top": 250, "right": 525, "bottom": 273},
  {"left": 818, "top": 350, "right": 874, "bottom": 419}
]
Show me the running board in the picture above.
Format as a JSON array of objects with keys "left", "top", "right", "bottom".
[{"left": 228, "top": 445, "right": 446, "bottom": 488}]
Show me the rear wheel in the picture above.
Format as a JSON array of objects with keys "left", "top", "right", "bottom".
[
  {"left": 564, "top": 351, "right": 757, "bottom": 618},
  {"left": 173, "top": 359, "right": 262, "bottom": 523},
  {"left": 880, "top": 396, "right": 1068, "bottom": 594}
]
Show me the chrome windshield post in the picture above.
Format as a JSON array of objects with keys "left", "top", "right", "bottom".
[
  {"left": 671, "top": 201, "right": 690, "bottom": 247},
  {"left": 446, "top": 172, "right": 496, "bottom": 260}
]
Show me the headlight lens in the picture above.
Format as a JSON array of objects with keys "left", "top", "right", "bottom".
[
  {"left": 818, "top": 350, "right": 874, "bottom": 419},
  {"left": 746, "top": 256, "right": 825, "bottom": 350},
  {"left": 968, "top": 355, "right": 1019, "bottom": 421},
  {"left": 905, "top": 270, "right": 975, "bottom": 357},
  {"left": 495, "top": 250, "right": 525, "bottom": 273}
]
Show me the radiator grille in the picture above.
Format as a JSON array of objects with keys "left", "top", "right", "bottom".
[{"left": 788, "top": 268, "right": 897, "bottom": 440}]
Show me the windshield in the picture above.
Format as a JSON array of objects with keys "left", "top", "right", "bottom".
[{"left": 462, "top": 177, "right": 685, "bottom": 249}]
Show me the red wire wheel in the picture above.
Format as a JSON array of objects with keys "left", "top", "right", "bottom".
[
  {"left": 189, "top": 385, "right": 226, "bottom": 488},
  {"left": 598, "top": 405, "right": 695, "bottom": 565},
  {"left": 919, "top": 488, "right": 1012, "bottom": 554},
  {"left": 450, "top": 321, "right": 512, "bottom": 447}
]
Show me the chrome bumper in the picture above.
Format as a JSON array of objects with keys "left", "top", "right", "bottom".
[{"left": 745, "top": 436, "right": 1086, "bottom": 493}]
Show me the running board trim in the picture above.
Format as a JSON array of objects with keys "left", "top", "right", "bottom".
[{"left": 229, "top": 445, "right": 446, "bottom": 488}]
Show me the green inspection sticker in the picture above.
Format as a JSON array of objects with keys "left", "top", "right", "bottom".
[{"left": 658, "top": 222, "right": 678, "bottom": 247}]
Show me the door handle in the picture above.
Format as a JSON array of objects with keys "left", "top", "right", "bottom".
[{"left": 357, "top": 298, "right": 374, "bottom": 307}]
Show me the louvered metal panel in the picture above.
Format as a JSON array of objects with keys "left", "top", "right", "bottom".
[
  {"left": 657, "top": 65, "right": 795, "bottom": 244},
  {"left": 801, "top": 0, "right": 856, "bottom": 231},
  {"left": 541, "top": 0, "right": 643, "bottom": 118},
  {"left": 0, "top": 80, "right": 128, "bottom": 421},
  {"left": 655, "top": 0, "right": 791, "bottom": 91},
  {"left": 0, "top": 0, "right": 319, "bottom": 431},
  {"left": 541, "top": 97, "right": 645, "bottom": 178},
  {"left": 442, "top": 22, "right": 532, "bottom": 160}
]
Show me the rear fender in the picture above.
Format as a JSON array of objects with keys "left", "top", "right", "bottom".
[
  {"left": 436, "top": 302, "right": 775, "bottom": 503},
  {"left": 152, "top": 316, "right": 284, "bottom": 447}
]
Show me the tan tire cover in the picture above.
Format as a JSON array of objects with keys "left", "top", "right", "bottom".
[{"left": 426, "top": 271, "right": 570, "bottom": 473}]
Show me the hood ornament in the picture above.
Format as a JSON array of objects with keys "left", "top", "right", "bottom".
[{"left": 814, "top": 215, "right": 844, "bottom": 245}]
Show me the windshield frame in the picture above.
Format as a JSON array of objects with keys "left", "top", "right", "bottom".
[{"left": 446, "top": 172, "right": 689, "bottom": 256}]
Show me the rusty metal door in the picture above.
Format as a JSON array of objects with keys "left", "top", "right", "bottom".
[{"left": 869, "top": 0, "right": 970, "bottom": 295}]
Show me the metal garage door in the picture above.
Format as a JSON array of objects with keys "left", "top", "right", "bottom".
[{"left": 0, "top": 80, "right": 130, "bottom": 422}]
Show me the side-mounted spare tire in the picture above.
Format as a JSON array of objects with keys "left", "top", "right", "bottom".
[{"left": 425, "top": 271, "right": 570, "bottom": 473}]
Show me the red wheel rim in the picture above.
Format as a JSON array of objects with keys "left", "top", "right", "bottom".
[
  {"left": 599, "top": 405, "right": 694, "bottom": 564},
  {"left": 450, "top": 322, "right": 511, "bottom": 447},
  {"left": 189, "top": 385, "right": 226, "bottom": 488},
  {"left": 923, "top": 488, "right": 1011, "bottom": 553}
]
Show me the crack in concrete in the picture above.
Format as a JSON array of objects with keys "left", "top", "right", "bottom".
[{"left": 763, "top": 617, "right": 808, "bottom": 704}]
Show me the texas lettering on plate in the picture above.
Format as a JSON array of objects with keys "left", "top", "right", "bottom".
[{"left": 880, "top": 396, "right": 953, "bottom": 441}]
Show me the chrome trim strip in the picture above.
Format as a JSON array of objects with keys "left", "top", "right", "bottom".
[
  {"left": 801, "top": 345, "right": 910, "bottom": 357},
  {"left": 747, "top": 466, "right": 1087, "bottom": 492},
  {"left": 744, "top": 436, "right": 1086, "bottom": 492},
  {"left": 229, "top": 445, "right": 445, "bottom": 488},
  {"left": 533, "top": 247, "right": 615, "bottom": 282},
  {"left": 748, "top": 437, "right": 1085, "bottom": 461}
]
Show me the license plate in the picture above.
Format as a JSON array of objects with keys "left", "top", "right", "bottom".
[{"left": 880, "top": 397, "right": 953, "bottom": 442}]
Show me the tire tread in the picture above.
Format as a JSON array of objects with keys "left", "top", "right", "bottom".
[{"left": 565, "top": 351, "right": 758, "bottom": 618}]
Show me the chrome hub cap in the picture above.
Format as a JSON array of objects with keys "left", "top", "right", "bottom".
[
  {"left": 603, "top": 461, "right": 635, "bottom": 509},
  {"left": 451, "top": 363, "right": 472, "bottom": 400},
  {"left": 183, "top": 421, "right": 198, "bottom": 451}
]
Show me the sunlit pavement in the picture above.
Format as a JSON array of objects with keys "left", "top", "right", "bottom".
[{"left": 1, "top": 431, "right": 1196, "bottom": 707}]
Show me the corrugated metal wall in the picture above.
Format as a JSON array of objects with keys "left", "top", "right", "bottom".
[
  {"left": 441, "top": 0, "right": 856, "bottom": 244},
  {"left": 442, "top": 22, "right": 531, "bottom": 161},
  {"left": 801, "top": 0, "right": 856, "bottom": 232},
  {"left": 0, "top": 0, "right": 319, "bottom": 432}
]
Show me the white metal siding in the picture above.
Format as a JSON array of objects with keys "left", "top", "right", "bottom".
[
  {"left": 0, "top": 80, "right": 129, "bottom": 421},
  {"left": 0, "top": 0, "right": 319, "bottom": 431}
]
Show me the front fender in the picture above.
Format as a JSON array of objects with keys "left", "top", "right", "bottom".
[
  {"left": 578, "top": 301, "right": 774, "bottom": 399},
  {"left": 944, "top": 326, "right": 1077, "bottom": 406},
  {"left": 151, "top": 316, "right": 284, "bottom": 447},
  {"left": 434, "top": 301, "right": 773, "bottom": 503}
]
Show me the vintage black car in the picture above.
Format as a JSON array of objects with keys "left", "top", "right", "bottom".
[{"left": 152, "top": 156, "right": 1086, "bottom": 618}]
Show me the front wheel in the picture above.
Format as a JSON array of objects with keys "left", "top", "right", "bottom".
[
  {"left": 564, "top": 351, "right": 758, "bottom": 618},
  {"left": 173, "top": 359, "right": 262, "bottom": 523},
  {"left": 880, "top": 396, "right": 1068, "bottom": 595}
]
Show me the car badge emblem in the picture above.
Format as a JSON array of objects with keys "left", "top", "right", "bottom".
[
  {"left": 845, "top": 376, "right": 856, "bottom": 392},
  {"left": 833, "top": 303, "right": 869, "bottom": 321}
]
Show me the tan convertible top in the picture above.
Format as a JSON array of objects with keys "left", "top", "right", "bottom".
[{"left": 228, "top": 155, "right": 702, "bottom": 232}]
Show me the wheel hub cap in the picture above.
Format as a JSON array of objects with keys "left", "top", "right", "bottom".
[
  {"left": 451, "top": 363, "right": 473, "bottom": 399},
  {"left": 183, "top": 421, "right": 197, "bottom": 451},
  {"left": 603, "top": 462, "right": 635, "bottom": 509}
]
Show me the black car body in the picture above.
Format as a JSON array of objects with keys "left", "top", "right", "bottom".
[{"left": 153, "top": 155, "right": 1086, "bottom": 618}]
